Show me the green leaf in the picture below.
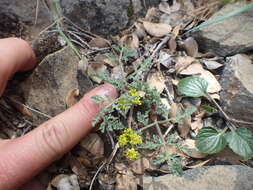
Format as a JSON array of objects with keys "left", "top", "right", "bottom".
[
  {"left": 202, "top": 105, "right": 217, "bottom": 114},
  {"left": 177, "top": 77, "right": 208, "bottom": 98},
  {"left": 195, "top": 127, "right": 227, "bottom": 154},
  {"left": 91, "top": 95, "right": 105, "bottom": 103},
  {"left": 226, "top": 128, "right": 253, "bottom": 159}
]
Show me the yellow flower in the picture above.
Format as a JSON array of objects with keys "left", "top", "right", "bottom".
[
  {"left": 117, "top": 98, "right": 128, "bottom": 110},
  {"left": 128, "top": 88, "right": 142, "bottom": 105},
  {"left": 125, "top": 148, "right": 140, "bottom": 160},
  {"left": 128, "top": 88, "right": 139, "bottom": 97},
  {"left": 118, "top": 128, "right": 142, "bottom": 147},
  {"left": 129, "top": 134, "right": 142, "bottom": 145},
  {"left": 132, "top": 97, "right": 142, "bottom": 105},
  {"left": 118, "top": 135, "right": 128, "bottom": 146}
]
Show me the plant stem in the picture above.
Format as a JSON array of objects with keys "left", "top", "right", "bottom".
[
  {"left": 139, "top": 107, "right": 196, "bottom": 132},
  {"left": 187, "top": 2, "right": 253, "bottom": 33},
  {"left": 206, "top": 94, "right": 237, "bottom": 130},
  {"left": 48, "top": 0, "right": 82, "bottom": 59}
]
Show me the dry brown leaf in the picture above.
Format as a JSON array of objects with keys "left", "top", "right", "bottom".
[
  {"left": 79, "top": 133, "right": 104, "bottom": 157},
  {"left": 178, "top": 116, "right": 191, "bottom": 138},
  {"left": 175, "top": 56, "right": 196, "bottom": 74},
  {"left": 115, "top": 163, "right": 127, "bottom": 171},
  {"left": 78, "top": 58, "right": 89, "bottom": 74},
  {"left": 209, "top": 93, "right": 220, "bottom": 100},
  {"left": 115, "top": 163, "right": 137, "bottom": 190},
  {"left": 111, "top": 65, "right": 127, "bottom": 80},
  {"left": 9, "top": 97, "right": 33, "bottom": 117},
  {"left": 65, "top": 88, "right": 79, "bottom": 108},
  {"left": 159, "top": 1, "right": 181, "bottom": 14},
  {"left": 200, "top": 70, "right": 221, "bottom": 93},
  {"left": 120, "top": 33, "right": 139, "bottom": 49},
  {"left": 212, "top": 148, "right": 243, "bottom": 164},
  {"left": 134, "top": 23, "right": 146, "bottom": 40},
  {"left": 147, "top": 72, "right": 166, "bottom": 94},
  {"left": 179, "top": 62, "right": 203, "bottom": 75},
  {"left": 186, "top": 159, "right": 211, "bottom": 169},
  {"left": 144, "top": 7, "right": 160, "bottom": 22},
  {"left": 172, "top": 25, "right": 181, "bottom": 37},
  {"left": 69, "top": 155, "right": 88, "bottom": 178},
  {"left": 169, "top": 102, "right": 178, "bottom": 121},
  {"left": 143, "top": 21, "right": 172, "bottom": 37},
  {"left": 103, "top": 58, "right": 118, "bottom": 67},
  {"left": 183, "top": 139, "right": 207, "bottom": 159},
  {"left": 158, "top": 51, "right": 173, "bottom": 68},
  {"left": 130, "top": 158, "right": 150, "bottom": 175},
  {"left": 98, "top": 173, "right": 116, "bottom": 185},
  {"left": 183, "top": 37, "right": 198, "bottom": 57},
  {"left": 89, "top": 37, "right": 109, "bottom": 48},
  {"left": 171, "top": 78, "right": 179, "bottom": 86},
  {"left": 191, "top": 119, "right": 203, "bottom": 131},
  {"left": 202, "top": 60, "right": 223, "bottom": 70},
  {"left": 168, "top": 37, "right": 177, "bottom": 52},
  {"left": 179, "top": 63, "right": 221, "bottom": 93},
  {"left": 87, "top": 62, "right": 107, "bottom": 83},
  {"left": 166, "top": 144, "right": 183, "bottom": 155}
]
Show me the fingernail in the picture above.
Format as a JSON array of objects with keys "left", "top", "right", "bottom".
[{"left": 94, "top": 83, "right": 118, "bottom": 99}]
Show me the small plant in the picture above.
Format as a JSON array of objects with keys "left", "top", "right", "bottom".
[
  {"left": 177, "top": 76, "right": 253, "bottom": 159},
  {"left": 91, "top": 45, "right": 196, "bottom": 175}
]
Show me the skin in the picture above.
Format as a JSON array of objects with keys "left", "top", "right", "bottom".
[{"left": 0, "top": 38, "right": 117, "bottom": 190}]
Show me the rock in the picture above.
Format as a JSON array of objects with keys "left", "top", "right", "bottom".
[
  {"left": 0, "top": 0, "right": 52, "bottom": 38},
  {"left": 60, "top": 0, "right": 160, "bottom": 35},
  {"left": 57, "top": 175, "right": 80, "bottom": 190},
  {"left": 142, "top": 165, "right": 253, "bottom": 190},
  {"left": 220, "top": 54, "right": 253, "bottom": 128},
  {"left": 17, "top": 47, "right": 93, "bottom": 125},
  {"left": 192, "top": 2, "right": 253, "bottom": 56}
]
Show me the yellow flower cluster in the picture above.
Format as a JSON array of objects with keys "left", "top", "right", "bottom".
[
  {"left": 128, "top": 88, "right": 142, "bottom": 105},
  {"left": 118, "top": 128, "right": 142, "bottom": 146},
  {"left": 117, "top": 98, "right": 128, "bottom": 110},
  {"left": 125, "top": 148, "right": 140, "bottom": 160},
  {"left": 117, "top": 88, "right": 142, "bottom": 110}
]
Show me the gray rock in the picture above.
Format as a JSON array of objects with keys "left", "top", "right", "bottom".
[
  {"left": 17, "top": 47, "right": 93, "bottom": 125},
  {"left": 60, "top": 0, "right": 160, "bottom": 35},
  {"left": 220, "top": 54, "right": 253, "bottom": 128},
  {"left": 57, "top": 175, "right": 80, "bottom": 190},
  {"left": 142, "top": 165, "right": 253, "bottom": 190},
  {"left": 192, "top": 2, "right": 253, "bottom": 56},
  {"left": 0, "top": 0, "right": 52, "bottom": 38}
]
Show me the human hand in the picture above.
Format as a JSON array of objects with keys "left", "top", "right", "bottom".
[{"left": 0, "top": 38, "right": 117, "bottom": 190}]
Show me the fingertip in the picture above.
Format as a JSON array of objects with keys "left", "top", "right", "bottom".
[
  {"left": 84, "top": 83, "right": 118, "bottom": 100},
  {"left": 0, "top": 37, "right": 37, "bottom": 73}
]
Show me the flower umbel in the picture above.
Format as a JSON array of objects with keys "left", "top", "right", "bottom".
[
  {"left": 129, "top": 88, "right": 142, "bottom": 105},
  {"left": 129, "top": 88, "right": 139, "bottom": 97},
  {"left": 118, "top": 128, "right": 142, "bottom": 146},
  {"left": 117, "top": 98, "right": 128, "bottom": 110},
  {"left": 125, "top": 148, "right": 140, "bottom": 160}
]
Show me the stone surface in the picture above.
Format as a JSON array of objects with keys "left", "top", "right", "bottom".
[
  {"left": 142, "top": 165, "right": 253, "bottom": 190},
  {"left": 0, "top": 0, "right": 52, "bottom": 38},
  {"left": 60, "top": 0, "right": 160, "bottom": 35},
  {"left": 192, "top": 2, "right": 253, "bottom": 56},
  {"left": 17, "top": 47, "right": 93, "bottom": 125},
  {"left": 220, "top": 54, "right": 253, "bottom": 128}
]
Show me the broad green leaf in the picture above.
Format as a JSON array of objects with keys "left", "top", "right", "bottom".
[
  {"left": 177, "top": 77, "right": 208, "bottom": 98},
  {"left": 226, "top": 128, "right": 253, "bottom": 159},
  {"left": 195, "top": 127, "right": 227, "bottom": 154}
]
